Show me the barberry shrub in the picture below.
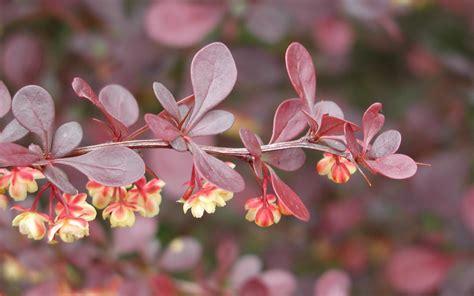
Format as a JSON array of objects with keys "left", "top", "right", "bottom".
[{"left": 0, "top": 42, "right": 419, "bottom": 243}]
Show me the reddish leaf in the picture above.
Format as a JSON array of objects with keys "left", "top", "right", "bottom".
[
  {"left": 285, "top": 42, "right": 316, "bottom": 115},
  {"left": 269, "top": 168, "right": 309, "bottom": 221},
  {"left": 366, "top": 154, "right": 417, "bottom": 179},
  {"left": 367, "top": 130, "right": 401, "bottom": 158},
  {"left": 362, "top": 103, "right": 385, "bottom": 151},
  {"left": 262, "top": 149, "right": 305, "bottom": 172},
  {"left": 145, "top": 1, "right": 224, "bottom": 48},
  {"left": 0, "top": 81, "right": 11, "bottom": 118},
  {"left": 314, "top": 100, "right": 344, "bottom": 124},
  {"left": 314, "top": 269, "right": 351, "bottom": 296},
  {"left": 144, "top": 114, "right": 180, "bottom": 142},
  {"left": 43, "top": 164, "right": 77, "bottom": 194},
  {"left": 318, "top": 115, "right": 355, "bottom": 137},
  {"left": 186, "top": 42, "right": 237, "bottom": 129},
  {"left": 239, "top": 128, "right": 262, "bottom": 158},
  {"left": 72, "top": 77, "right": 98, "bottom": 104},
  {"left": 51, "top": 122, "right": 83, "bottom": 158},
  {"left": 153, "top": 82, "right": 181, "bottom": 121},
  {"left": 98, "top": 84, "right": 139, "bottom": 127},
  {"left": 188, "top": 141, "right": 244, "bottom": 192},
  {"left": 239, "top": 278, "right": 270, "bottom": 296},
  {"left": 270, "top": 98, "right": 306, "bottom": 143},
  {"left": 188, "top": 110, "right": 234, "bottom": 137},
  {"left": 0, "top": 142, "right": 41, "bottom": 167},
  {"left": 12, "top": 85, "right": 55, "bottom": 149},
  {"left": 0, "top": 119, "right": 28, "bottom": 143},
  {"left": 344, "top": 123, "right": 360, "bottom": 157},
  {"left": 385, "top": 247, "right": 453, "bottom": 294},
  {"left": 54, "top": 146, "right": 145, "bottom": 186}
]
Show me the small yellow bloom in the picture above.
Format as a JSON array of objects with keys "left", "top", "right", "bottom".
[
  {"left": 86, "top": 180, "right": 126, "bottom": 209},
  {"left": 0, "top": 167, "right": 44, "bottom": 201},
  {"left": 102, "top": 202, "right": 137, "bottom": 228},
  {"left": 178, "top": 182, "right": 233, "bottom": 218},
  {"left": 55, "top": 193, "right": 97, "bottom": 222},
  {"left": 128, "top": 177, "right": 166, "bottom": 218},
  {"left": 12, "top": 210, "right": 49, "bottom": 240},
  {"left": 48, "top": 217, "right": 90, "bottom": 243}
]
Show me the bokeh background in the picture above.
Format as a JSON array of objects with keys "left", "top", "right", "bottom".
[{"left": 0, "top": 0, "right": 473, "bottom": 295}]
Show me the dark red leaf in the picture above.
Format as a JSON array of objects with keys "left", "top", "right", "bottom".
[
  {"left": 153, "top": 82, "right": 181, "bottom": 121},
  {"left": 144, "top": 114, "right": 180, "bottom": 142},
  {"left": 0, "top": 81, "right": 11, "bottom": 118},
  {"left": 150, "top": 273, "right": 178, "bottom": 296},
  {"left": 239, "top": 278, "right": 270, "bottom": 296},
  {"left": 367, "top": 130, "right": 401, "bottom": 158},
  {"left": 366, "top": 154, "right": 417, "bottom": 179},
  {"left": 269, "top": 167, "right": 309, "bottom": 221},
  {"left": 262, "top": 149, "right": 305, "bottom": 172},
  {"left": 43, "top": 164, "right": 77, "bottom": 194},
  {"left": 344, "top": 123, "right": 360, "bottom": 157},
  {"left": 51, "top": 122, "right": 83, "bottom": 158},
  {"left": 188, "top": 110, "right": 234, "bottom": 137},
  {"left": 0, "top": 119, "right": 28, "bottom": 143},
  {"left": 314, "top": 100, "right": 344, "bottom": 125},
  {"left": 285, "top": 42, "right": 316, "bottom": 115},
  {"left": 188, "top": 141, "right": 244, "bottom": 192},
  {"left": 270, "top": 98, "right": 306, "bottom": 143},
  {"left": 362, "top": 103, "right": 385, "bottom": 151},
  {"left": 98, "top": 84, "right": 139, "bottom": 127},
  {"left": 0, "top": 142, "right": 41, "bottom": 167},
  {"left": 186, "top": 42, "right": 237, "bottom": 129},
  {"left": 318, "top": 115, "right": 356, "bottom": 137},
  {"left": 72, "top": 77, "right": 98, "bottom": 104},
  {"left": 239, "top": 128, "right": 262, "bottom": 158},
  {"left": 54, "top": 146, "right": 145, "bottom": 186},
  {"left": 12, "top": 85, "right": 55, "bottom": 150}
]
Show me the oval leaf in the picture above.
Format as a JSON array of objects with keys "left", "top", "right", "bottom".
[
  {"left": 368, "top": 130, "right": 401, "bottom": 158},
  {"left": 314, "top": 100, "right": 344, "bottom": 124},
  {"left": 366, "top": 154, "right": 417, "bottom": 179},
  {"left": 153, "top": 82, "right": 181, "bottom": 121},
  {"left": 269, "top": 167, "right": 309, "bottom": 221},
  {"left": 186, "top": 42, "right": 237, "bottom": 129},
  {"left": 344, "top": 123, "right": 360, "bottom": 157},
  {"left": 99, "top": 84, "right": 139, "bottom": 127},
  {"left": 0, "top": 81, "right": 11, "bottom": 118},
  {"left": 270, "top": 98, "right": 306, "bottom": 143},
  {"left": 145, "top": 114, "right": 180, "bottom": 142},
  {"left": 262, "top": 148, "right": 305, "bottom": 172},
  {"left": 12, "top": 85, "right": 55, "bottom": 149},
  {"left": 51, "top": 122, "right": 83, "bottom": 158},
  {"left": 188, "top": 141, "right": 244, "bottom": 192},
  {"left": 54, "top": 146, "right": 145, "bottom": 186},
  {"left": 43, "top": 165, "right": 77, "bottom": 194},
  {"left": 317, "top": 115, "right": 358, "bottom": 137},
  {"left": 0, "top": 119, "right": 28, "bottom": 143},
  {"left": 0, "top": 142, "right": 41, "bottom": 167},
  {"left": 239, "top": 128, "right": 262, "bottom": 158},
  {"left": 362, "top": 103, "right": 385, "bottom": 151},
  {"left": 285, "top": 42, "right": 316, "bottom": 115},
  {"left": 72, "top": 77, "right": 98, "bottom": 104},
  {"left": 188, "top": 110, "right": 234, "bottom": 137}
]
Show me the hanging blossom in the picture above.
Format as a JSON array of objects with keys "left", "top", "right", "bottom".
[
  {"left": 11, "top": 206, "right": 49, "bottom": 240},
  {"left": 0, "top": 168, "right": 44, "bottom": 201},
  {"left": 317, "top": 153, "right": 357, "bottom": 183},
  {"left": 245, "top": 194, "right": 291, "bottom": 227}
]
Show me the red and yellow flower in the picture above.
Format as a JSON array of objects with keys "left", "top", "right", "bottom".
[
  {"left": 86, "top": 180, "right": 125, "bottom": 209},
  {"left": 178, "top": 182, "right": 233, "bottom": 218},
  {"left": 48, "top": 217, "right": 90, "bottom": 243},
  {"left": 102, "top": 187, "right": 139, "bottom": 227},
  {"left": 55, "top": 193, "right": 97, "bottom": 221},
  {"left": 0, "top": 167, "right": 44, "bottom": 201},
  {"left": 11, "top": 208, "right": 49, "bottom": 240},
  {"left": 316, "top": 153, "right": 356, "bottom": 183},
  {"left": 128, "top": 177, "right": 166, "bottom": 218},
  {"left": 245, "top": 194, "right": 282, "bottom": 227}
]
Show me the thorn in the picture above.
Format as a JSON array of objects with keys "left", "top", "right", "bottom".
[{"left": 416, "top": 162, "right": 431, "bottom": 167}]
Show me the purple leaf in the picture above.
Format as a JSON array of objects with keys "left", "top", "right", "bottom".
[
  {"left": 188, "top": 141, "right": 244, "bottom": 192},
  {"left": 188, "top": 110, "right": 234, "bottom": 137},
  {"left": 344, "top": 123, "right": 360, "bottom": 157},
  {"left": 54, "top": 146, "right": 145, "bottom": 186},
  {"left": 153, "top": 82, "right": 181, "bottom": 121},
  {"left": 317, "top": 115, "right": 354, "bottom": 137},
  {"left": 186, "top": 42, "right": 237, "bottom": 130},
  {"left": 262, "top": 148, "right": 305, "bottom": 172},
  {"left": 285, "top": 42, "right": 316, "bottom": 115},
  {"left": 0, "top": 119, "right": 28, "bottom": 143},
  {"left": 0, "top": 142, "right": 41, "bottom": 167},
  {"left": 368, "top": 130, "right": 401, "bottom": 158},
  {"left": 98, "top": 84, "right": 139, "bottom": 127},
  {"left": 239, "top": 128, "right": 262, "bottom": 158},
  {"left": 43, "top": 165, "right": 77, "bottom": 194},
  {"left": 362, "top": 103, "right": 385, "bottom": 151},
  {"left": 51, "top": 122, "right": 83, "bottom": 158},
  {"left": 270, "top": 98, "right": 306, "bottom": 143},
  {"left": 366, "top": 154, "right": 417, "bottom": 179},
  {"left": 12, "top": 85, "right": 55, "bottom": 150},
  {"left": 144, "top": 114, "right": 180, "bottom": 142},
  {"left": 314, "top": 100, "right": 344, "bottom": 124},
  {"left": 170, "top": 137, "right": 187, "bottom": 152},
  {"left": 0, "top": 81, "right": 11, "bottom": 118},
  {"left": 72, "top": 77, "right": 98, "bottom": 104},
  {"left": 269, "top": 168, "right": 309, "bottom": 221}
]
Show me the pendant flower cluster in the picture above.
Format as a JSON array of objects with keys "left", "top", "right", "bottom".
[{"left": 317, "top": 153, "right": 356, "bottom": 184}]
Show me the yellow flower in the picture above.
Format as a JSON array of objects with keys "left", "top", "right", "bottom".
[
  {"left": 48, "top": 217, "right": 90, "bottom": 243},
  {"left": 86, "top": 180, "right": 125, "bottom": 209},
  {"left": 102, "top": 202, "right": 137, "bottom": 227},
  {"left": 12, "top": 210, "right": 49, "bottom": 240},
  {"left": 178, "top": 182, "right": 233, "bottom": 218},
  {"left": 55, "top": 193, "right": 97, "bottom": 221},
  {"left": 0, "top": 168, "right": 44, "bottom": 201},
  {"left": 128, "top": 177, "right": 166, "bottom": 218},
  {"left": 316, "top": 153, "right": 356, "bottom": 184}
]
